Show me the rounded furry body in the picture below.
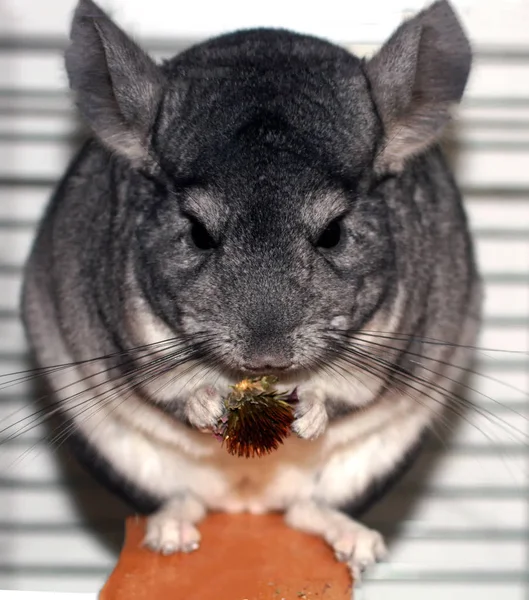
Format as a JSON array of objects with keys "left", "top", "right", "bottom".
[{"left": 22, "top": 0, "right": 481, "bottom": 577}]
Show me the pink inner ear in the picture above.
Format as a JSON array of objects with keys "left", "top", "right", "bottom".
[
  {"left": 65, "top": 0, "right": 164, "bottom": 163},
  {"left": 365, "top": 0, "right": 471, "bottom": 172}
]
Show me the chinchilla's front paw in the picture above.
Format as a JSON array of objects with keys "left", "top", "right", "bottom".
[
  {"left": 292, "top": 388, "right": 328, "bottom": 440},
  {"left": 185, "top": 386, "right": 224, "bottom": 431}
]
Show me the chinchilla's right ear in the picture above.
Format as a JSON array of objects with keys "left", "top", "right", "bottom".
[
  {"left": 365, "top": 0, "right": 471, "bottom": 173},
  {"left": 65, "top": 0, "right": 165, "bottom": 164}
]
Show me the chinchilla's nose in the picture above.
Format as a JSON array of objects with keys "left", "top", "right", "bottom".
[
  {"left": 242, "top": 352, "right": 293, "bottom": 373},
  {"left": 241, "top": 306, "right": 297, "bottom": 373}
]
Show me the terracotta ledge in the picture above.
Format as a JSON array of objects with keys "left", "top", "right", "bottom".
[{"left": 100, "top": 513, "right": 353, "bottom": 599}]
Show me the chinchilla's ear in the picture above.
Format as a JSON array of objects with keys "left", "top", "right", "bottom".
[
  {"left": 65, "top": 0, "right": 165, "bottom": 163},
  {"left": 365, "top": 0, "right": 471, "bottom": 173}
]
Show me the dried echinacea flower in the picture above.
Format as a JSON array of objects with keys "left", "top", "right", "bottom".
[{"left": 212, "top": 376, "right": 297, "bottom": 458}]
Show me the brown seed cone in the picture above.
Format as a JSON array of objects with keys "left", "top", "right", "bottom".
[{"left": 212, "top": 376, "right": 297, "bottom": 458}]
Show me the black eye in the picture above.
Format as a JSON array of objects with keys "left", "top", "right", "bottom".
[
  {"left": 190, "top": 219, "right": 217, "bottom": 250},
  {"left": 316, "top": 218, "right": 343, "bottom": 249}
]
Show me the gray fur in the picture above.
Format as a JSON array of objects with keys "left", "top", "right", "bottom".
[
  {"left": 65, "top": 0, "right": 165, "bottom": 161},
  {"left": 21, "top": 0, "right": 481, "bottom": 572},
  {"left": 366, "top": 0, "right": 471, "bottom": 171}
]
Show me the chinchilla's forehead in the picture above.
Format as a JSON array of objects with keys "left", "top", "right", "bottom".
[{"left": 153, "top": 29, "right": 381, "bottom": 178}]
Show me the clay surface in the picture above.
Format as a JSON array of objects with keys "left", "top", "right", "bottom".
[{"left": 100, "top": 513, "right": 353, "bottom": 599}]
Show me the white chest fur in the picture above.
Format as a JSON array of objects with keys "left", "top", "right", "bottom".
[{"left": 67, "top": 372, "right": 429, "bottom": 515}]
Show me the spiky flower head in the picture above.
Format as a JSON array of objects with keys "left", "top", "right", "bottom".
[{"left": 212, "top": 376, "right": 297, "bottom": 459}]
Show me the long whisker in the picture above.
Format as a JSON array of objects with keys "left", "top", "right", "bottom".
[
  {"left": 51, "top": 339, "right": 229, "bottom": 449},
  {"left": 343, "top": 334, "right": 529, "bottom": 420},
  {"left": 0, "top": 334, "right": 207, "bottom": 434},
  {"left": 0, "top": 335, "right": 214, "bottom": 443},
  {"left": 332, "top": 350, "right": 466, "bottom": 446},
  {"left": 0, "top": 342, "right": 183, "bottom": 437},
  {"left": 3, "top": 345, "right": 206, "bottom": 470},
  {"left": 0, "top": 333, "right": 214, "bottom": 390},
  {"left": 334, "top": 343, "right": 528, "bottom": 445},
  {"left": 331, "top": 344, "right": 520, "bottom": 451},
  {"left": 344, "top": 329, "right": 528, "bottom": 355},
  {"left": 336, "top": 330, "right": 529, "bottom": 401},
  {"left": 0, "top": 341, "right": 174, "bottom": 379}
]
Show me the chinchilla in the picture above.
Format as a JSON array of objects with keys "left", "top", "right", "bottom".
[{"left": 21, "top": 0, "right": 481, "bottom": 578}]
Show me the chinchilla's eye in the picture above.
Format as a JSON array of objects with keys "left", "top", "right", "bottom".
[
  {"left": 315, "top": 218, "right": 343, "bottom": 250},
  {"left": 189, "top": 218, "right": 217, "bottom": 250}
]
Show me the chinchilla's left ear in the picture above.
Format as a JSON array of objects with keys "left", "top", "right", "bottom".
[
  {"left": 65, "top": 0, "right": 166, "bottom": 163},
  {"left": 365, "top": 0, "right": 471, "bottom": 173}
]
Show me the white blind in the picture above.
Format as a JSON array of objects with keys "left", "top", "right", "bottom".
[{"left": 0, "top": 1, "right": 528, "bottom": 598}]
